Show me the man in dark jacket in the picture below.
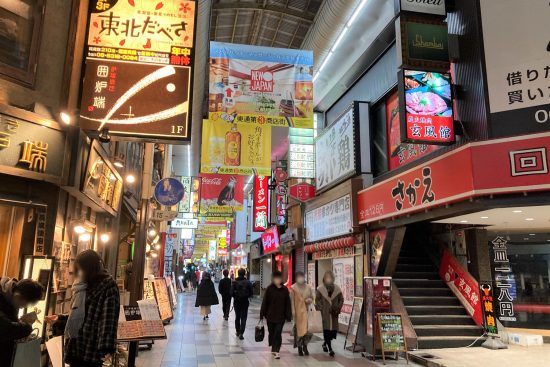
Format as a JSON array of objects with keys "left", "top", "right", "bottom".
[
  {"left": 0, "top": 277, "right": 43, "bottom": 366},
  {"left": 260, "top": 271, "right": 291, "bottom": 359},
  {"left": 218, "top": 269, "right": 232, "bottom": 320},
  {"left": 231, "top": 268, "right": 253, "bottom": 339}
]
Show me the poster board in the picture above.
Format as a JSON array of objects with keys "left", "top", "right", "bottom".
[
  {"left": 375, "top": 313, "right": 408, "bottom": 364},
  {"left": 153, "top": 278, "right": 174, "bottom": 321},
  {"left": 117, "top": 305, "right": 166, "bottom": 341},
  {"left": 332, "top": 256, "right": 355, "bottom": 325},
  {"left": 344, "top": 297, "right": 364, "bottom": 352}
]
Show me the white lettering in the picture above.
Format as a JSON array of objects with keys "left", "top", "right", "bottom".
[{"left": 535, "top": 109, "right": 549, "bottom": 124}]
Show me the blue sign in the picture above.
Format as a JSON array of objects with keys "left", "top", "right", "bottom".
[{"left": 154, "top": 178, "right": 185, "bottom": 207}]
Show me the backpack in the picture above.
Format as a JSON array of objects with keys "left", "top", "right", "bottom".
[{"left": 234, "top": 280, "right": 249, "bottom": 300}]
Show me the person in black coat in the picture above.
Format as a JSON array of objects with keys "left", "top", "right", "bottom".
[
  {"left": 231, "top": 268, "right": 253, "bottom": 339},
  {"left": 218, "top": 269, "right": 232, "bottom": 320},
  {"left": 195, "top": 272, "right": 219, "bottom": 320},
  {"left": 260, "top": 271, "right": 292, "bottom": 359},
  {"left": 0, "top": 277, "right": 43, "bottom": 366}
]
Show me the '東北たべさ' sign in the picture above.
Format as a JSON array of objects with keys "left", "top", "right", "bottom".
[{"left": 80, "top": 0, "right": 197, "bottom": 141}]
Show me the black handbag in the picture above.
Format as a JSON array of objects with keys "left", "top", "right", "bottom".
[{"left": 255, "top": 320, "right": 265, "bottom": 342}]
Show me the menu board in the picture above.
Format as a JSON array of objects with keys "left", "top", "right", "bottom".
[
  {"left": 117, "top": 305, "right": 166, "bottom": 341},
  {"left": 143, "top": 279, "right": 155, "bottom": 300},
  {"left": 153, "top": 278, "right": 173, "bottom": 321},
  {"left": 377, "top": 313, "right": 407, "bottom": 354},
  {"left": 345, "top": 297, "right": 364, "bottom": 351}
]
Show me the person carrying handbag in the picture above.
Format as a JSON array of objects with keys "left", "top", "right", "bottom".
[
  {"left": 315, "top": 271, "right": 344, "bottom": 357},
  {"left": 290, "top": 272, "right": 313, "bottom": 356}
]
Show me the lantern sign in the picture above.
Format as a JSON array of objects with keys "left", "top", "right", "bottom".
[
  {"left": 289, "top": 182, "right": 315, "bottom": 202},
  {"left": 253, "top": 175, "right": 269, "bottom": 232}
]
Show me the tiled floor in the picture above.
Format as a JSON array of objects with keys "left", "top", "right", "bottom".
[{"left": 135, "top": 291, "right": 414, "bottom": 367}]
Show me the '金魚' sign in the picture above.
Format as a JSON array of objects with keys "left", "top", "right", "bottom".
[{"left": 80, "top": 0, "right": 197, "bottom": 141}]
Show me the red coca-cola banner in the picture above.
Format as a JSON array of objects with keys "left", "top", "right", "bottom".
[
  {"left": 199, "top": 173, "right": 245, "bottom": 215},
  {"left": 253, "top": 175, "right": 269, "bottom": 231},
  {"left": 440, "top": 250, "right": 482, "bottom": 325},
  {"left": 358, "top": 133, "right": 550, "bottom": 224}
]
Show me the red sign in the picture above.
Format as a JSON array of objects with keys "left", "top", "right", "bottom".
[
  {"left": 289, "top": 182, "right": 315, "bottom": 202},
  {"left": 399, "top": 70, "right": 454, "bottom": 145},
  {"left": 386, "top": 90, "right": 439, "bottom": 170},
  {"left": 251, "top": 70, "right": 274, "bottom": 92},
  {"left": 199, "top": 174, "right": 244, "bottom": 215},
  {"left": 439, "top": 250, "right": 482, "bottom": 325},
  {"left": 261, "top": 226, "right": 280, "bottom": 254},
  {"left": 357, "top": 133, "right": 550, "bottom": 224},
  {"left": 253, "top": 175, "right": 269, "bottom": 232}
]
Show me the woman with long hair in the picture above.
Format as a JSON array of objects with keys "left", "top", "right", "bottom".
[
  {"left": 290, "top": 271, "right": 313, "bottom": 356},
  {"left": 315, "top": 271, "right": 343, "bottom": 357},
  {"left": 195, "top": 272, "right": 219, "bottom": 320}
]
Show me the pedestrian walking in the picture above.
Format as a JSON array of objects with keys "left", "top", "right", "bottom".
[
  {"left": 218, "top": 269, "right": 232, "bottom": 320},
  {"left": 260, "top": 271, "right": 292, "bottom": 359},
  {"left": 0, "top": 277, "right": 43, "bottom": 366},
  {"left": 64, "top": 250, "right": 120, "bottom": 367},
  {"left": 195, "top": 272, "right": 219, "bottom": 320},
  {"left": 315, "top": 271, "right": 343, "bottom": 357},
  {"left": 231, "top": 268, "right": 253, "bottom": 339},
  {"left": 290, "top": 271, "right": 313, "bottom": 356}
]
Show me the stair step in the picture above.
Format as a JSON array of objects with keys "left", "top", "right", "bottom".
[
  {"left": 394, "top": 279, "right": 446, "bottom": 288},
  {"left": 397, "top": 256, "right": 433, "bottom": 265},
  {"left": 395, "top": 264, "right": 435, "bottom": 272},
  {"left": 414, "top": 325, "right": 484, "bottom": 337},
  {"left": 393, "top": 271, "right": 440, "bottom": 280},
  {"left": 399, "top": 287, "right": 453, "bottom": 297},
  {"left": 406, "top": 305, "right": 469, "bottom": 316},
  {"left": 410, "top": 315, "right": 476, "bottom": 326},
  {"left": 417, "top": 335, "right": 486, "bottom": 349},
  {"left": 402, "top": 296, "right": 461, "bottom": 306}
]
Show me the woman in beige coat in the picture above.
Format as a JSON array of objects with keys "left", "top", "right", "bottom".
[{"left": 290, "top": 271, "right": 313, "bottom": 356}]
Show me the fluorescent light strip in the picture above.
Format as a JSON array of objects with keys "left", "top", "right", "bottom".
[
  {"left": 347, "top": 0, "right": 367, "bottom": 27},
  {"left": 332, "top": 27, "right": 348, "bottom": 50}
]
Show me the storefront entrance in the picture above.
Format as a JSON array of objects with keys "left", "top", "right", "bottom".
[{"left": 0, "top": 203, "right": 31, "bottom": 278}]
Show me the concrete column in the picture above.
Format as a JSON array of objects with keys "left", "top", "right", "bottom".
[{"left": 465, "top": 228, "right": 492, "bottom": 282}]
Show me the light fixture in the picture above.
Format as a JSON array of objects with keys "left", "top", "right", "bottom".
[
  {"left": 154, "top": 243, "right": 161, "bottom": 250},
  {"left": 125, "top": 174, "right": 136, "bottom": 184},
  {"left": 114, "top": 158, "right": 124, "bottom": 168},
  {"left": 152, "top": 235, "right": 160, "bottom": 244},
  {"left": 525, "top": 218, "right": 535, "bottom": 221},
  {"left": 100, "top": 233, "right": 110, "bottom": 243},
  {"left": 98, "top": 128, "right": 111, "bottom": 143},
  {"left": 74, "top": 225, "right": 86, "bottom": 234},
  {"left": 267, "top": 258, "right": 271, "bottom": 263},
  {"left": 146, "top": 244, "right": 151, "bottom": 252},
  {"left": 60, "top": 112, "right": 71, "bottom": 125},
  {"left": 80, "top": 233, "right": 91, "bottom": 242},
  {"left": 148, "top": 228, "right": 157, "bottom": 237},
  {"left": 459, "top": 220, "right": 468, "bottom": 223},
  {"left": 512, "top": 210, "right": 523, "bottom": 213},
  {"left": 150, "top": 251, "right": 158, "bottom": 258},
  {"left": 480, "top": 216, "right": 489, "bottom": 219},
  {"left": 529, "top": 233, "right": 536, "bottom": 236}
]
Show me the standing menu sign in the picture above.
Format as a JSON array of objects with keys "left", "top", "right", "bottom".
[
  {"left": 80, "top": 0, "right": 197, "bottom": 141},
  {"left": 344, "top": 297, "right": 364, "bottom": 351},
  {"left": 376, "top": 313, "right": 408, "bottom": 364},
  {"left": 153, "top": 278, "right": 173, "bottom": 321}
]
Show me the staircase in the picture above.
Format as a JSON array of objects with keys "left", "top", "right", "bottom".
[{"left": 394, "top": 248, "right": 485, "bottom": 349}]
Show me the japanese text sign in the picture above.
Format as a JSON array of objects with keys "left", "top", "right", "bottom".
[
  {"left": 439, "top": 250, "right": 482, "bottom": 325},
  {"left": 261, "top": 226, "right": 280, "bottom": 254},
  {"left": 208, "top": 42, "right": 314, "bottom": 128},
  {"left": 289, "top": 182, "right": 315, "bottom": 202},
  {"left": 489, "top": 236, "right": 517, "bottom": 322},
  {"left": 289, "top": 128, "right": 315, "bottom": 178},
  {"left": 253, "top": 175, "right": 269, "bottom": 232},
  {"left": 80, "top": 0, "right": 197, "bottom": 141},
  {"left": 305, "top": 194, "right": 353, "bottom": 242},
  {"left": 200, "top": 119, "right": 272, "bottom": 176},
  {"left": 398, "top": 69, "right": 454, "bottom": 145},
  {"left": 358, "top": 133, "right": 550, "bottom": 224},
  {"left": 199, "top": 173, "right": 244, "bottom": 215},
  {"left": 480, "top": 283, "right": 498, "bottom": 335},
  {"left": 480, "top": 0, "right": 550, "bottom": 137},
  {"left": 178, "top": 176, "right": 200, "bottom": 213}
]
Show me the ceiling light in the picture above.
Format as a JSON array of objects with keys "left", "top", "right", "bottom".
[
  {"left": 148, "top": 228, "right": 157, "bottom": 237},
  {"left": 125, "top": 174, "right": 136, "bottom": 184},
  {"left": 529, "top": 233, "right": 536, "bottom": 236},
  {"left": 74, "top": 225, "right": 86, "bottom": 234},
  {"left": 98, "top": 128, "right": 111, "bottom": 143},
  {"left": 100, "top": 233, "right": 110, "bottom": 243},
  {"left": 154, "top": 243, "right": 161, "bottom": 250},
  {"left": 60, "top": 112, "right": 71, "bottom": 125},
  {"left": 332, "top": 27, "right": 348, "bottom": 50},
  {"left": 80, "top": 233, "right": 91, "bottom": 242},
  {"left": 150, "top": 251, "right": 158, "bottom": 258},
  {"left": 347, "top": 0, "right": 367, "bottom": 27},
  {"left": 459, "top": 220, "right": 468, "bottom": 223},
  {"left": 480, "top": 216, "right": 489, "bottom": 219},
  {"left": 512, "top": 210, "right": 523, "bottom": 213},
  {"left": 114, "top": 158, "right": 124, "bottom": 168},
  {"left": 146, "top": 244, "right": 151, "bottom": 252},
  {"left": 525, "top": 218, "right": 535, "bottom": 221}
]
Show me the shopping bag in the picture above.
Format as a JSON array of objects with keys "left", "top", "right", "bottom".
[
  {"left": 45, "top": 336, "right": 64, "bottom": 367},
  {"left": 255, "top": 320, "right": 265, "bottom": 342},
  {"left": 307, "top": 305, "right": 323, "bottom": 333},
  {"left": 12, "top": 332, "right": 41, "bottom": 367}
]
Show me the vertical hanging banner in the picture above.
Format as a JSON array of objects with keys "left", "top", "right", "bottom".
[
  {"left": 178, "top": 176, "right": 201, "bottom": 213},
  {"left": 200, "top": 119, "right": 272, "bottom": 175},
  {"left": 80, "top": 0, "right": 197, "bottom": 141},
  {"left": 199, "top": 173, "right": 244, "bottom": 215},
  {"left": 289, "top": 128, "right": 315, "bottom": 178},
  {"left": 208, "top": 42, "right": 314, "bottom": 128},
  {"left": 253, "top": 175, "right": 269, "bottom": 232}
]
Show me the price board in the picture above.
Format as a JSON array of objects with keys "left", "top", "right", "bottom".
[
  {"left": 153, "top": 278, "right": 174, "bottom": 322},
  {"left": 376, "top": 313, "right": 408, "bottom": 364}
]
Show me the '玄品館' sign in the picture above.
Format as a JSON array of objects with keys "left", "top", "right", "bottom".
[{"left": 357, "top": 132, "right": 550, "bottom": 224}]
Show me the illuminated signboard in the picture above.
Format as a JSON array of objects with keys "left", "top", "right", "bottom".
[
  {"left": 261, "top": 226, "right": 280, "bottom": 254},
  {"left": 398, "top": 69, "right": 454, "bottom": 145},
  {"left": 253, "top": 175, "right": 269, "bottom": 232},
  {"left": 289, "top": 128, "right": 315, "bottom": 178},
  {"left": 80, "top": 0, "right": 197, "bottom": 141},
  {"left": 178, "top": 176, "right": 200, "bottom": 213}
]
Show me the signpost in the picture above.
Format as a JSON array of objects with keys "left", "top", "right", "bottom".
[
  {"left": 376, "top": 313, "right": 408, "bottom": 364},
  {"left": 154, "top": 178, "right": 185, "bottom": 207},
  {"left": 151, "top": 210, "right": 178, "bottom": 221},
  {"left": 289, "top": 182, "right": 316, "bottom": 202}
]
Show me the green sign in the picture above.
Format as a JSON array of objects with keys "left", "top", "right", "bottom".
[
  {"left": 378, "top": 313, "right": 406, "bottom": 352},
  {"left": 406, "top": 21, "right": 448, "bottom": 62}
]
